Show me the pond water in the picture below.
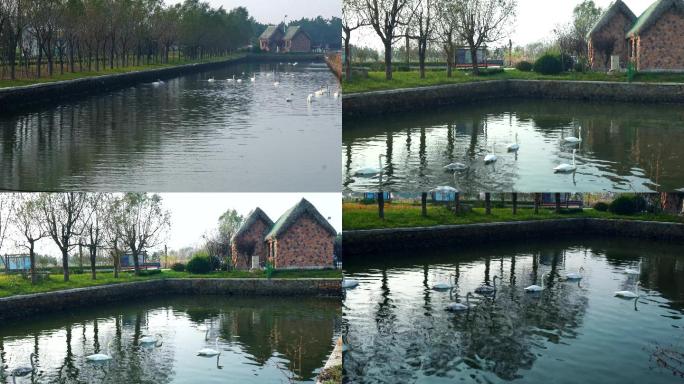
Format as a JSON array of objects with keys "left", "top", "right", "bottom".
[
  {"left": 0, "top": 295, "right": 340, "bottom": 383},
  {"left": 343, "top": 238, "right": 684, "bottom": 383},
  {"left": 343, "top": 99, "right": 684, "bottom": 193},
  {"left": 0, "top": 62, "right": 341, "bottom": 192}
]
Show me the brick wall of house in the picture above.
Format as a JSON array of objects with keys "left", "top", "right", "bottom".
[
  {"left": 271, "top": 214, "right": 334, "bottom": 269},
  {"left": 635, "top": 10, "right": 684, "bottom": 71},
  {"left": 589, "top": 12, "right": 633, "bottom": 70},
  {"left": 287, "top": 33, "right": 311, "bottom": 53},
  {"left": 232, "top": 219, "right": 270, "bottom": 270}
]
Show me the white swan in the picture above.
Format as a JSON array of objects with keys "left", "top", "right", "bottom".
[
  {"left": 432, "top": 274, "right": 454, "bottom": 291},
  {"left": 563, "top": 128, "right": 582, "bottom": 144},
  {"left": 554, "top": 149, "right": 577, "bottom": 173},
  {"left": 207, "top": 77, "right": 215, "bottom": 83},
  {"left": 354, "top": 154, "right": 385, "bottom": 177},
  {"left": 484, "top": 144, "right": 497, "bottom": 164},
  {"left": 273, "top": 81, "right": 280, "bottom": 87},
  {"left": 307, "top": 94, "right": 314, "bottom": 103},
  {"left": 236, "top": 78, "right": 243, "bottom": 83},
  {"left": 342, "top": 279, "right": 359, "bottom": 289},
  {"left": 140, "top": 333, "right": 162, "bottom": 345},
  {"left": 624, "top": 261, "right": 641, "bottom": 275},
  {"left": 446, "top": 292, "right": 475, "bottom": 312},
  {"left": 227, "top": 75, "right": 235, "bottom": 82},
  {"left": 152, "top": 79, "right": 164, "bottom": 86},
  {"left": 293, "top": 62, "right": 298, "bottom": 66},
  {"left": 507, "top": 134, "right": 520, "bottom": 152},
  {"left": 250, "top": 75, "right": 256, "bottom": 82},
  {"left": 565, "top": 267, "right": 584, "bottom": 280},
  {"left": 334, "top": 91, "right": 340, "bottom": 98},
  {"left": 615, "top": 282, "right": 640, "bottom": 299},
  {"left": 9, "top": 353, "right": 36, "bottom": 381},
  {"left": 86, "top": 352, "right": 112, "bottom": 362},
  {"left": 444, "top": 162, "right": 468, "bottom": 172},
  {"left": 197, "top": 338, "right": 221, "bottom": 357},
  {"left": 475, "top": 276, "right": 498, "bottom": 294},
  {"left": 524, "top": 273, "right": 545, "bottom": 293}
]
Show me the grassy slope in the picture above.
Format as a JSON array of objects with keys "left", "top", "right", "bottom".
[
  {"left": 0, "top": 54, "right": 244, "bottom": 89},
  {"left": 0, "top": 269, "right": 341, "bottom": 298},
  {"left": 342, "top": 69, "right": 684, "bottom": 94},
  {"left": 343, "top": 202, "right": 684, "bottom": 230}
]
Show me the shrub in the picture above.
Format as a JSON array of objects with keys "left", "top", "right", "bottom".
[
  {"left": 476, "top": 67, "right": 504, "bottom": 76},
  {"left": 593, "top": 202, "right": 609, "bottom": 212},
  {"left": 534, "top": 54, "right": 563, "bottom": 75},
  {"left": 265, "top": 259, "right": 275, "bottom": 279},
  {"left": 609, "top": 195, "right": 642, "bottom": 215},
  {"left": 515, "top": 61, "right": 533, "bottom": 72},
  {"left": 171, "top": 262, "right": 186, "bottom": 272},
  {"left": 137, "top": 269, "right": 162, "bottom": 276},
  {"left": 187, "top": 255, "right": 212, "bottom": 274}
]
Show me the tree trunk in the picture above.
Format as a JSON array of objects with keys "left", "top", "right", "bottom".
[
  {"left": 469, "top": 44, "right": 479, "bottom": 75},
  {"left": 485, "top": 193, "right": 491, "bottom": 215},
  {"left": 132, "top": 249, "right": 141, "bottom": 275},
  {"left": 445, "top": 41, "right": 454, "bottom": 78},
  {"left": 62, "top": 249, "right": 70, "bottom": 282},
  {"left": 384, "top": 41, "right": 393, "bottom": 80},
  {"left": 418, "top": 39, "right": 426, "bottom": 79},
  {"left": 555, "top": 193, "right": 562, "bottom": 213},
  {"left": 344, "top": 30, "right": 352, "bottom": 80},
  {"left": 29, "top": 241, "right": 36, "bottom": 285},
  {"left": 512, "top": 193, "right": 518, "bottom": 215},
  {"left": 534, "top": 193, "right": 540, "bottom": 214},
  {"left": 421, "top": 192, "right": 428, "bottom": 217},
  {"left": 378, "top": 192, "right": 385, "bottom": 219},
  {"left": 89, "top": 245, "right": 97, "bottom": 280}
]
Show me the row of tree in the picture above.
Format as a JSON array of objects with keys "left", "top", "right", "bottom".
[
  {"left": 343, "top": 0, "right": 518, "bottom": 80},
  {"left": 0, "top": 0, "right": 256, "bottom": 81},
  {"left": 0, "top": 193, "right": 170, "bottom": 283}
]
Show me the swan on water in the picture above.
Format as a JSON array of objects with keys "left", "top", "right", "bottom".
[
  {"left": 624, "top": 260, "right": 641, "bottom": 275},
  {"left": 446, "top": 292, "right": 475, "bottom": 312},
  {"left": 433, "top": 274, "right": 454, "bottom": 291},
  {"left": 475, "top": 276, "right": 498, "bottom": 294},
  {"left": 615, "top": 282, "right": 640, "bottom": 299},
  {"left": 507, "top": 133, "right": 520, "bottom": 152},
  {"left": 152, "top": 79, "right": 164, "bottom": 86},
  {"left": 273, "top": 81, "right": 280, "bottom": 87},
  {"left": 198, "top": 338, "right": 221, "bottom": 357},
  {"left": 342, "top": 279, "right": 359, "bottom": 289},
  {"left": 524, "top": 273, "right": 545, "bottom": 293},
  {"left": 444, "top": 162, "right": 468, "bottom": 172},
  {"left": 554, "top": 149, "right": 577, "bottom": 173},
  {"left": 484, "top": 144, "right": 498, "bottom": 164},
  {"left": 563, "top": 128, "right": 582, "bottom": 144},
  {"left": 250, "top": 75, "right": 256, "bottom": 82},
  {"left": 8, "top": 353, "right": 36, "bottom": 382},
  {"left": 236, "top": 78, "right": 243, "bottom": 83},
  {"left": 227, "top": 75, "right": 235, "bottom": 82},
  {"left": 140, "top": 334, "right": 163, "bottom": 345},
  {"left": 207, "top": 77, "right": 215, "bottom": 83},
  {"left": 354, "top": 154, "right": 385, "bottom": 177},
  {"left": 565, "top": 267, "right": 584, "bottom": 280},
  {"left": 307, "top": 94, "right": 314, "bottom": 103}
]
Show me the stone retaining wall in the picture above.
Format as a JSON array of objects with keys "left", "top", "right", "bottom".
[
  {"left": 0, "top": 278, "right": 340, "bottom": 321},
  {"left": 342, "top": 219, "right": 684, "bottom": 256},
  {"left": 342, "top": 80, "right": 684, "bottom": 118}
]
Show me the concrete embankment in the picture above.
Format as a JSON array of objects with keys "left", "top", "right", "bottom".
[
  {"left": 0, "top": 278, "right": 340, "bottom": 321},
  {"left": 342, "top": 219, "right": 684, "bottom": 256},
  {"left": 342, "top": 79, "right": 684, "bottom": 118},
  {"left": 0, "top": 53, "right": 324, "bottom": 114}
]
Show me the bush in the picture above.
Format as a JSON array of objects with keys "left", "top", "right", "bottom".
[
  {"left": 171, "top": 262, "right": 186, "bottom": 272},
  {"left": 476, "top": 67, "right": 504, "bottom": 76},
  {"left": 137, "top": 269, "right": 162, "bottom": 276},
  {"left": 593, "top": 202, "right": 610, "bottom": 212},
  {"left": 187, "top": 255, "right": 212, "bottom": 274},
  {"left": 534, "top": 54, "right": 563, "bottom": 75},
  {"left": 609, "top": 195, "right": 643, "bottom": 215},
  {"left": 515, "top": 61, "right": 533, "bottom": 72}
]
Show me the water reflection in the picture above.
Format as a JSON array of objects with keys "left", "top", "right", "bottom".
[
  {"left": 343, "top": 238, "right": 684, "bottom": 383},
  {"left": 343, "top": 99, "right": 684, "bottom": 192},
  {"left": 0, "top": 296, "right": 340, "bottom": 383},
  {"left": 0, "top": 62, "right": 341, "bottom": 191}
]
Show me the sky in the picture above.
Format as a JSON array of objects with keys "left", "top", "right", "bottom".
[
  {"left": 4, "top": 193, "right": 341, "bottom": 258},
  {"left": 165, "top": 0, "right": 341, "bottom": 24},
  {"left": 352, "top": 0, "right": 656, "bottom": 49}
]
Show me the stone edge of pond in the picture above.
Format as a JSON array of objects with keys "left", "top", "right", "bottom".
[
  {"left": 0, "top": 53, "right": 325, "bottom": 114},
  {"left": 316, "top": 336, "right": 343, "bottom": 384},
  {"left": 0, "top": 278, "right": 341, "bottom": 321},
  {"left": 342, "top": 218, "right": 684, "bottom": 256},
  {"left": 342, "top": 79, "right": 684, "bottom": 117}
]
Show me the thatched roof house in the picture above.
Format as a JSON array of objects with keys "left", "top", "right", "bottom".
[
  {"left": 258, "top": 25, "right": 311, "bottom": 53},
  {"left": 259, "top": 25, "right": 285, "bottom": 52},
  {"left": 587, "top": 0, "right": 637, "bottom": 70},
  {"left": 283, "top": 26, "right": 312, "bottom": 53},
  {"left": 231, "top": 208, "right": 274, "bottom": 270}
]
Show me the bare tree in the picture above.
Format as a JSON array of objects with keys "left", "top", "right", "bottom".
[
  {"left": 343, "top": 0, "right": 367, "bottom": 80},
  {"left": 407, "top": 0, "right": 435, "bottom": 78},
  {"left": 436, "top": 0, "right": 459, "bottom": 77},
  {"left": 14, "top": 194, "right": 45, "bottom": 284},
  {"left": 454, "top": 0, "right": 517, "bottom": 74},
  {"left": 104, "top": 194, "right": 126, "bottom": 278},
  {"left": 39, "top": 192, "right": 87, "bottom": 282},
  {"left": 0, "top": 193, "right": 16, "bottom": 272},
  {"left": 82, "top": 193, "right": 110, "bottom": 280},
  {"left": 362, "top": 0, "right": 414, "bottom": 80}
]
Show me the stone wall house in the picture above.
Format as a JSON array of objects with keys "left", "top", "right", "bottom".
[
  {"left": 231, "top": 208, "right": 274, "bottom": 270},
  {"left": 283, "top": 26, "right": 312, "bottom": 53},
  {"left": 259, "top": 26, "right": 285, "bottom": 52},
  {"left": 265, "top": 198, "right": 336, "bottom": 269},
  {"left": 627, "top": 0, "right": 684, "bottom": 71},
  {"left": 587, "top": 0, "right": 637, "bottom": 70}
]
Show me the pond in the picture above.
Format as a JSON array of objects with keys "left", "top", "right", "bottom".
[
  {"left": 343, "top": 238, "right": 684, "bottom": 383},
  {"left": 0, "top": 295, "right": 340, "bottom": 383},
  {"left": 343, "top": 99, "right": 684, "bottom": 193},
  {"left": 0, "top": 62, "right": 341, "bottom": 192}
]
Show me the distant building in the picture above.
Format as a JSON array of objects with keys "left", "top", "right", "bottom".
[
  {"left": 588, "top": 0, "right": 684, "bottom": 71},
  {"left": 232, "top": 199, "right": 336, "bottom": 270},
  {"left": 259, "top": 25, "right": 311, "bottom": 53}
]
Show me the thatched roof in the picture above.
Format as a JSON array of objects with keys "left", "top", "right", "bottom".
[
  {"left": 232, "top": 208, "right": 274, "bottom": 241},
  {"left": 587, "top": 0, "right": 637, "bottom": 39},
  {"left": 259, "top": 25, "right": 282, "bottom": 40},
  {"left": 265, "top": 198, "right": 336, "bottom": 240},
  {"left": 627, "top": 0, "right": 684, "bottom": 36},
  {"left": 283, "top": 26, "right": 309, "bottom": 41}
]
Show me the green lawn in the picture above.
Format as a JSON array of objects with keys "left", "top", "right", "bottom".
[
  {"left": 0, "top": 54, "right": 244, "bottom": 89},
  {"left": 343, "top": 202, "right": 684, "bottom": 230},
  {"left": 0, "top": 269, "right": 341, "bottom": 298},
  {"left": 342, "top": 68, "right": 684, "bottom": 94}
]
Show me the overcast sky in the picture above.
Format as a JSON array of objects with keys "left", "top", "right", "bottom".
[
  {"left": 165, "top": 0, "right": 341, "bottom": 24},
  {"left": 4, "top": 193, "right": 341, "bottom": 258},
  {"left": 352, "top": 0, "right": 655, "bottom": 49}
]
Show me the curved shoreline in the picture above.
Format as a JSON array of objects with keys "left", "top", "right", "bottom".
[
  {"left": 0, "top": 278, "right": 341, "bottom": 321},
  {"left": 342, "top": 218, "right": 684, "bottom": 256},
  {"left": 342, "top": 79, "right": 684, "bottom": 118},
  {"left": 0, "top": 53, "right": 325, "bottom": 114}
]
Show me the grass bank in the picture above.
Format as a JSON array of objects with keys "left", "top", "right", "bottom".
[
  {"left": 0, "top": 54, "right": 245, "bottom": 89},
  {"left": 343, "top": 202, "right": 684, "bottom": 230},
  {"left": 0, "top": 269, "right": 341, "bottom": 298},
  {"left": 342, "top": 69, "right": 684, "bottom": 94}
]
